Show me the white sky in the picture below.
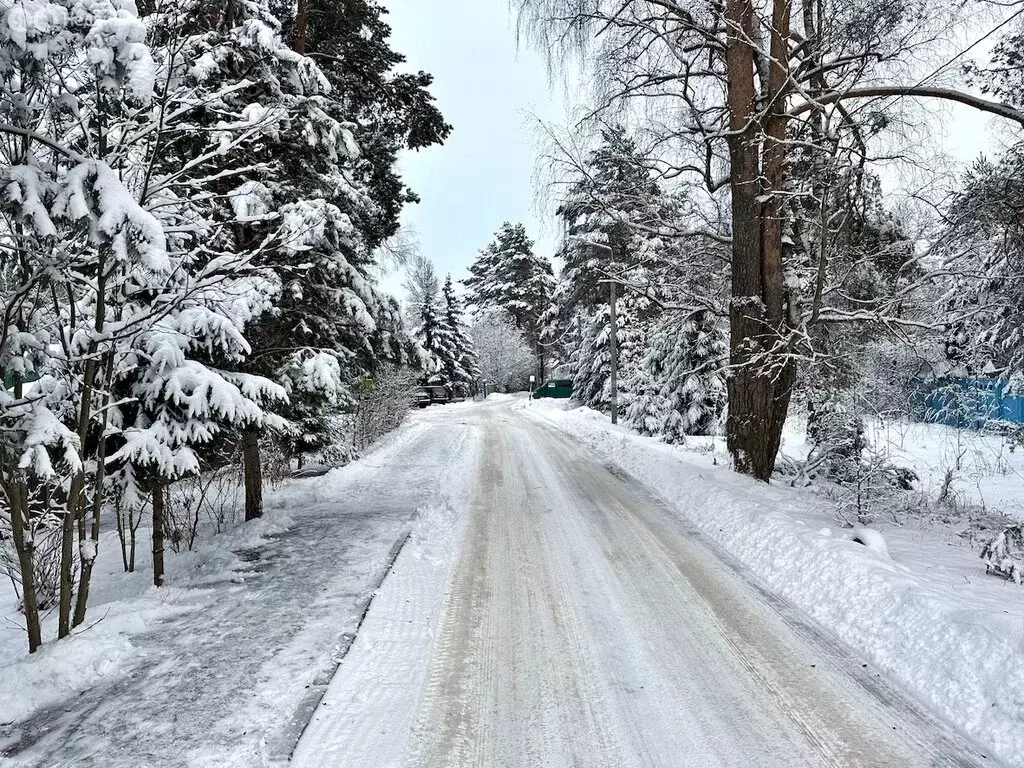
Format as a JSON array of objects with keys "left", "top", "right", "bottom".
[
  {"left": 380, "top": 0, "right": 564, "bottom": 298},
  {"left": 378, "top": 2, "right": 1008, "bottom": 302}
]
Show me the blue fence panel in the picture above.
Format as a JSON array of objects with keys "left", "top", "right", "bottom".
[{"left": 914, "top": 377, "right": 1024, "bottom": 429}]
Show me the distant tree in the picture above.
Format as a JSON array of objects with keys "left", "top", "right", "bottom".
[
  {"left": 403, "top": 252, "right": 442, "bottom": 323},
  {"left": 464, "top": 222, "right": 555, "bottom": 379},
  {"left": 469, "top": 309, "right": 536, "bottom": 392},
  {"left": 414, "top": 298, "right": 447, "bottom": 385},
  {"left": 549, "top": 127, "right": 679, "bottom": 411},
  {"left": 441, "top": 275, "right": 481, "bottom": 394}
]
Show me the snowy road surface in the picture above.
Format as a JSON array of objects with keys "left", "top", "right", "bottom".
[
  {"left": 0, "top": 416, "right": 479, "bottom": 768},
  {"left": 293, "top": 399, "right": 994, "bottom": 768}
]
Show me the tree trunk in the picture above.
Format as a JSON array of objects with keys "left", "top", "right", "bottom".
[
  {"left": 242, "top": 427, "right": 263, "bottom": 521},
  {"left": 724, "top": 0, "right": 797, "bottom": 482},
  {"left": 152, "top": 479, "right": 165, "bottom": 588},
  {"left": 73, "top": 354, "right": 113, "bottom": 627},
  {"left": 8, "top": 475, "right": 42, "bottom": 653},
  {"left": 292, "top": 0, "right": 309, "bottom": 54}
]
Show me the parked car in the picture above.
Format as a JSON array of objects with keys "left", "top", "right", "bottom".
[
  {"left": 532, "top": 378, "right": 573, "bottom": 399},
  {"left": 412, "top": 384, "right": 454, "bottom": 407},
  {"left": 425, "top": 385, "right": 452, "bottom": 405}
]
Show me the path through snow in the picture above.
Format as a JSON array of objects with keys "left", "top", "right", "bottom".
[{"left": 1, "top": 414, "right": 476, "bottom": 768}]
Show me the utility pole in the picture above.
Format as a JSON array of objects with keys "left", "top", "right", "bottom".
[{"left": 608, "top": 279, "right": 618, "bottom": 425}]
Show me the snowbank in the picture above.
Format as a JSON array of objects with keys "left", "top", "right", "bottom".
[
  {"left": 0, "top": 592, "right": 197, "bottom": 724},
  {"left": 0, "top": 507, "right": 294, "bottom": 724},
  {"left": 524, "top": 401, "right": 1024, "bottom": 767}
]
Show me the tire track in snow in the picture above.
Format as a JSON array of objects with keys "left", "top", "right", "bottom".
[
  {"left": 288, "top": 422, "right": 478, "bottom": 768},
  {"left": 292, "top": 401, "right": 994, "bottom": 767}
]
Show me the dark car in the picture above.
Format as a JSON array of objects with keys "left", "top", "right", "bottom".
[
  {"left": 532, "top": 379, "right": 573, "bottom": 399},
  {"left": 425, "top": 385, "right": 452, "bottom": 405},
  {"left": 412, "top": 385, "right": 453, "bottom": 407}
]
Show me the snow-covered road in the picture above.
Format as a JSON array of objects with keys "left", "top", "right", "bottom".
[{"left": 293, "top": 399, "right": 994, "bottom": 767}]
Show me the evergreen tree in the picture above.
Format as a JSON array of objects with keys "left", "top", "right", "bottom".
[
  {"left": 551, "top": 127, "right": 680, "bottom": 409},
  {"left": 413, "top": 297, "right": 446, "bottom": 385},
  {"left": 441, "top": 275, "right": 480, "bottom": 395},
  {"left": 142, "top": 1, "right": 432, "bottom": 512},
  {"left": 626, "top": 310, "right": 728, "bottom": 442},
  {"left": 569, "top": 284, "right": 651, "bottom": 412},
  {"left": 464, "top": 222, "right": 555, "bottom": 379},
  {"left": 553, "top": 126, "right": 665, "bottom": 323},
  {"left": 282, "top": 0, "right": 452, "bottom": 248}
]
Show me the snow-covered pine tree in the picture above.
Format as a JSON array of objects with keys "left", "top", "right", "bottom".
[
  {"left": 442, "top": 275, "right": 480, "bottom": 395},
  {"left": 283, "top": 0, "right": 452, "bottom": 248},
  {"left": 140, "top": 1, "right": 425, "bottom": 517},
  {"left": 552, "top": 126, "right": 663, "bottom": 322},
  {"left": 550, "top": 126, "right": 678, "bottom": 409},
  {"left": 626, "top": 310, "right": 728, "bottom": 442},
  {"left": 414, "top": 296, "right": 447, "bottom": 386},
  {"left": 464, "top": 222, "right": 555, "bottom": 380},
  {"left": 939, "top": 143, "right": 1024, "bottom": 384},
  {"left": 569, "top": 283, "right": 652, "bottom": 412}
]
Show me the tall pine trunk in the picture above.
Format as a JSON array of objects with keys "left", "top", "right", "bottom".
[
  {"left": 242, "top": 427, "right": 263, "bottom": 521},
  {"left": 724, "top": 0, "right": 797, "bottom": 482},
  {"left": 292, "top": 0, "right": 309, "bottom": 53},
  {"left": 152, "top": 479, "right": 166, "bottom": 587}
]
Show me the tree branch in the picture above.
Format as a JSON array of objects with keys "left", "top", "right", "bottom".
[{"left": 792, "top": 86, "right": 1024, "bottom": 127}]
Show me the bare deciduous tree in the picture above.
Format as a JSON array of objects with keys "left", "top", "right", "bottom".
[{"left": 515, "top": 0, "right": 1024, "bottom": 479}]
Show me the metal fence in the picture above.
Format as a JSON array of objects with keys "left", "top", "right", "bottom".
[{"left": 913, "top": 377, "right": 1024, "bottom": 429}]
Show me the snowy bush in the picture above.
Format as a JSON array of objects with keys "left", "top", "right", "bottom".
[
  {"left": 350, "top": 366, "right": 419, "bottom": 453},
  {"left": 980, "top": 525, "right": 1024, "bottom": 585}
]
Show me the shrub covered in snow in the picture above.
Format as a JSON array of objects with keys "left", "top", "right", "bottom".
[{"left": 980, "top": 525, "right": 1023, "bottom": 585}]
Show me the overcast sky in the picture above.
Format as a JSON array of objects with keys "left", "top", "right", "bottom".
[{"left": 381, "top": 0, "right": 564, "bottom": 297}]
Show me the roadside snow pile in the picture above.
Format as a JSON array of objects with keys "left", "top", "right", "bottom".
[
  {"left": 525, "top": 401, "right": 1024, "bottom": 767},
  {"left": 0, "top": 506, "right": 293, "bottom": 725},
  {"left": 0, "top": 592, "right": 198, "bottom": 724},
  {"left": 850, "top": 526, "right": 890, "bottom": 557}
]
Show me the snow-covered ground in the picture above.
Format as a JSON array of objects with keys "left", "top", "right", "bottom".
[
  {"left": 290, "top": 398, "right": 1001, "bottom": 767},
  {"left": 775, "top": 414, "right": 1024, "bottom": 521},
  {"left": 0, "top": 410, "right": 479, "bottom": 767},
  {"left": 5, "top": 398, "right": 1021, "bottom": 767},
  {"left": 523, "top": 399, "right": 1024, "bottom": 767}
]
